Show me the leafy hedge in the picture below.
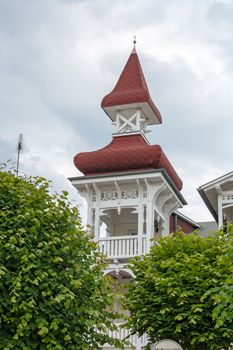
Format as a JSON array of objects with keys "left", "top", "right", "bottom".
[
  {"left": 0, "top": 167, "right": 122, "bottom": 349},
  {"left": 126, "top": 228, "right": 233, "bottom": 350}
]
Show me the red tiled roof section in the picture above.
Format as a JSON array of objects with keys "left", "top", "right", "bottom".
[
  {"left": 101, "top": 50, "right": 162, "bottom": 123},
  {"left": 74, "top": 134, "right": 182, "bottom": 190}
]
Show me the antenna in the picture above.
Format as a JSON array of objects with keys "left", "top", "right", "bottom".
[{"left": 16, "top": 133, "right": 23, "bottom": 176}]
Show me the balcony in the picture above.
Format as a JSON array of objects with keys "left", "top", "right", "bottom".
[{"left": 98, "top": 236, "right": 147, "bottom": 259}]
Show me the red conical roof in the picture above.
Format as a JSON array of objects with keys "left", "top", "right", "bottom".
[
  {"left": 73, "top": 46, "right": 183, "bottom": 192},
  {"left": 101, "top": 48, "right": 162, "bottom": 124}
]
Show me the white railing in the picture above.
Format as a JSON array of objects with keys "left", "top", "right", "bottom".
[
  {"left": 104, "top": 322, "right": 148, "bottom": 349},
  {"left": 98, "top": 236, "right": 147, "bottom": 259}
]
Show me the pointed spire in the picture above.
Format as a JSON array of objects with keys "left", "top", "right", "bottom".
[
  {"left": 101, "top": 45, "right": 162, "bottom": 125},
  {"left": 132, "top": 35, "right": 137, "bottom": 54}
]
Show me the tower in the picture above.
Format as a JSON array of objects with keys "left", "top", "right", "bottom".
[{"left": 69, "top": 43, "right": 186, "bottom": 349}]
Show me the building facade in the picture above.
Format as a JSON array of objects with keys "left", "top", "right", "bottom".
[
  {"left": 69, "top": 44, "right": 198, "bottom": 349},
  {"left": 198, "top": 171, "right": 233, "bottom": 229}
]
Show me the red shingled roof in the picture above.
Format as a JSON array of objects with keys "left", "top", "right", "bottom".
[
  {"left": 101, "top": 49, "right": 162, "bottom": 123},
  {"left": 74, "top": 134, "right": 182, "bottom": 190}
]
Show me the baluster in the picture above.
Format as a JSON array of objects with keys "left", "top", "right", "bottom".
[
  {"left": 130, "top": 238, "right": 134, "bottom": 256},
  {"left": 108, "top": 239, "right": 110, "bottom": 258},
  {"left": 130, "top": 238, "right": 133, "bottom": 256},
  {"left": 119, "top": 326, "right": 122, "bottom": 340},
  {"left": 115, "top": 239, "right": 117, "bottom": 258},
  {"left": 111, "top": 239, "right": 114, "bottom": 258},
  {"left": 99, "top": 241, "right": 102, "bottom": 254},
  {"left": 128, "top": 238, "right": 131, "bottom": 256},
  {"left": 133, "top": 237, "right": 135, "bottom": 256},
  {"left": 117, "top": 238, "right": 120, "bottom": 257},
  {"left": 122, "top": 238, "right": 125, "bottom": 258},
  {"left": 104, "top": 241, "right": 109, "bottom": 256}
]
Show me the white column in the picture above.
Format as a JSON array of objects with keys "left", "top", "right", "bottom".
[
  {"left": 218, "top": 194, "right": 223, "bottom": 229},
  {"left": 93, "top": 184, "right": 100, "bottom": 241},
  {"left": 161, "top": 214, "right": 170, "bottom": 236},
  {"left": 146, "top": 202, "right": 153, "bottom": 251},
  {"left": 86, "top": 204, "right": 93, "bottom": 231},
  {"left": 137, "top": 204, "right": 143, "bottom": 255},
  {"left": 161, "top": 205, "right": 170, "bottom": 237},
  {"left": 135, "top": 109, "right": 141, "bottom": 130},
  {"left": 94, "top": 207, "right": 100, "bottom": 241},
  {"left": 82, "top": 185, "right": 93, "bottom": 233}
]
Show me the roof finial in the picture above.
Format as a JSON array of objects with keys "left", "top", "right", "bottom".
[
  {"left": 132, "top": 35, "right": 137, "bottom": 53},
  {"left": 133, "top": 35, "right": 137, "bottom": 48}
]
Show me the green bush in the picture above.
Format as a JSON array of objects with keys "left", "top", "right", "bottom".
[
  {"left": 0, "top": 166, "right": 122, "bottom": 349},
  {"left": 126, "top": 228, "right": 233, "bottom": 350}
]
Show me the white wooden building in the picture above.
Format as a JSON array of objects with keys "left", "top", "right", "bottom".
[
  {"left": 69, "top": 43, "right": 189, "bottom": 349},
  {"left": 198, "top": 171, "right": 233, "bottom": 229}
]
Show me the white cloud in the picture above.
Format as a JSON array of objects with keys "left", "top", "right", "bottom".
[{"left": 0, "top": 0, "right": 233, "bottom": 224}]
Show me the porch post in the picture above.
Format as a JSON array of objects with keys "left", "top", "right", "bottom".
[
  {"left": 218, "top": 194, "right": 223, "bottom": 229},
  {"left": 138, "top": 204, "right": 143, "bottom": 255}
]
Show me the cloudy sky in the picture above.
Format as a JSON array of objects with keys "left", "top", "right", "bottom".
[{"left": 1, "top": 0, "right": 233, "bottom": 223}]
